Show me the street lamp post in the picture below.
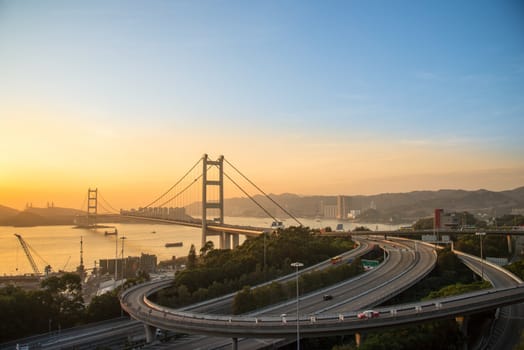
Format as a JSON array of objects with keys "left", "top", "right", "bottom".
[
  {"left": 114, "top": 229, "right": 118, "bottom": 288},
  {"left": 291, "top": 262, "right": 304, "bottom": 350},
  {"left": 120, "top": 236, "right": 127, "bottom": 280},
  {"left": 263, "top": 231, "right": 268, "bottom": 280},
  {"left": 476, "top": 232, "right": 486, "bottom": 280}
]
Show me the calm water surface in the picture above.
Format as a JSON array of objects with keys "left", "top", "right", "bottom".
[{"left": 0, "top": 217, "right": 401, "bottom": 275}]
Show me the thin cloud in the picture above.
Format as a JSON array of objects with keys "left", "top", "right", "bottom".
[{"left": 414, "top": 71, "right": 442, "bottom": 81}]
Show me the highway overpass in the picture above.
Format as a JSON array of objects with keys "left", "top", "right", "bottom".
[{"left": 120, "top": 238, "right": 524, "bottom": 349}]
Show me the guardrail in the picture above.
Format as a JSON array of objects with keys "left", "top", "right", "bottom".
[
  {"left": 120, "top": 238, "right": 524, "bottom": 339},
  {"left": 453, "top": 249, "right": 523, "bottom": 284},
  {"left": 121, "top": 282, "right": 524, "bottom": 338}
]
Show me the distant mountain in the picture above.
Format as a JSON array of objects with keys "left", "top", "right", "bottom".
[
  {"left": 0, "top": 211, "right": 49, "bottom": 227},
  {"left": 0, "top": 206, "right": 84, "bottom": 227},
  {"left": 2, "top": 187, "right": 523, "bottom": 226},
  {"left": 0, "top": 205, "right": 19, "bottom": 220},
  {"left": 223, "top": 187, "right": 524, "bottom": 223},
  {"left": 25, "top": 206, "right": 84, "bottom": 217}
]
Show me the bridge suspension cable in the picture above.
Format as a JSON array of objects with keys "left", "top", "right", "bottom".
[
  {"left": 79, "top": 194, "right": 87, "bottom": 212},
  {"left": 98, "top": 191, "right": 120, "bottom": 214},
  {"left": 223, "top": 171, "right": 279, "bottom": 224},
  {"left": 157, "top": 174, "right": 203, "bottom": 208},
  {"left": 143, "top": 158, "right": 202, "bottom": 209},
  {"left": 224, "top": 157, "right": 303, "bottom": 226}
]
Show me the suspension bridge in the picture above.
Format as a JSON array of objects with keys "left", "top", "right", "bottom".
[{"left": 77, "top": 154, "right": 303, "bottom": 250}]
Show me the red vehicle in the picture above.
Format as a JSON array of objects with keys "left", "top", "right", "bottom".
[
  {"left": 330, "top": 256, "right": 342, "bottom": 264},
  {"left": 357, "top": 310, "right": 380, "bottom": 319}
]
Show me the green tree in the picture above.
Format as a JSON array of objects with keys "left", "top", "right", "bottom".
[
  {"left": 200, "top": 240, "right": 214, "bottom": 256},
  {"left": 413, "top": 217, "right": 433, "bottom": 230},
  {"left": 187, "top": 244, "right": 197, "bottom": 269},
  {"left": 40, "top": 273, "right": 85, "bottom": 328},
  {"left": 85, "top": 292, "right": 121, "bottom": 322},
  {"left": 353, "top": 226, "right": 371, "bottom": 232}
]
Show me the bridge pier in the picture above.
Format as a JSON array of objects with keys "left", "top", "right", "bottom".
[
  {"left": 507, "top": 234, "right": 513, "bottom": 255},
  {"left": 217, "top": 232, "right": 240, "bottom": 250},
  {"left": 232, "top": 337, "right": 238, "bottom": 350},
  {"left": 355, "top": 332, "right": 365, "bottom": 347},
  {"left": 455, "top": 315, "right": 469, "bottom": 350},
  {"left": 144, "top": 324, "right": 156, "bottom": 343},
  {"left": 223, "top": 232, "right": 231, "bottom": 249}
]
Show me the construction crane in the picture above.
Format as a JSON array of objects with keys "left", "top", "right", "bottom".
[
  {"left": 14, "top": 233, "right": 51, "bottom": 276},
  {"left": 62, "top": 255, "right": 71, "bottom": 271}
]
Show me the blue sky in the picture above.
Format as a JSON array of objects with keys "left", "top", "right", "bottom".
[{"left": 1, "top": 1, "right": 523, "bottom": 209}]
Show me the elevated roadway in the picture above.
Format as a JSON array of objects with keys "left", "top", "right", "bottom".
[
  {"left": 454, "top": 249, "right": 524, "bottom": 350},
  {"left": 121, "top": 280, "right": 524, "bottom": 340},
  {"left": 120, "top": 238, "right": 440, "bottom": 343},
  {"left": 120, "top": 215, "right": 266, "bottom": 237},
  {"left": 9, "top": 238, "right": 523, "bottom": 350}
]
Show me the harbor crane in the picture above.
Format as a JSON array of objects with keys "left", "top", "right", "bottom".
[{"left": 14, "top": 233, "right": 51, "bottom": 276}]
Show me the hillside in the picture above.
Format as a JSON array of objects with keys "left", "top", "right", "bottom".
[
  {"left": 0, "top": 205, "right": 19, "bottom": 220},
  {"left": 0, "top": 206, "right": 83, "bottom": 227},
  {"left": 223, "top": 187, "right": 524, "bottom": 223},
  {"left": 2, "top": 187, "right": 523, "bottom": 226}
]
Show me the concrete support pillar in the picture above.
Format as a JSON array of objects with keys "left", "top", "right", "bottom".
[
  {"left": 224, "top": 232, "right": 231, "bottom": 250},
  {"left": 455, "top": 315, "right": 469, "bottom": 350},
  {"left": 355, "top": 332, "right": 364, "bottom": 348},
  {"left": 507, "top": 234, "right": 513, "bottom": 254},
  {"left": 202, "top": 154, "right": 208, "bottom": 249},
  {"left": 144, "top": 324, "right": 156, "bottom": 343},
  {"left": 232, "top": 234, "right": 240, "bottom": 248},
  {"left": 232, "top": 337, "right": 238, "bottom": 350}
]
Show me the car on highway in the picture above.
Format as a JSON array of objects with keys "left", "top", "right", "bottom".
[
  {"left": 323, "top": 294, "right": 333, "bottom": 301},
  {"left": 357, "top": 310, "right": 379, "bottom": 319}
]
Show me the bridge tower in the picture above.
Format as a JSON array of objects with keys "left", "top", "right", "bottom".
[
  {"left": 87, "top": 188, "right": 98, "bottom": 227},
  {"left": 201, "top": 154, "right": 225, "bottom": 249}
]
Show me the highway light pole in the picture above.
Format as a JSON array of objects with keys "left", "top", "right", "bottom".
[
  {"left": 476, "top": 232, "right": 486, "bottom": 280},
  {"left": 291, "top": 262, "right": 304, "bottom": 350},
  {"left": 114, "top": 230, "right": 118, "bottom": 288},
  {"left": 263, "top": 231, "right": 268, "bottom": 281},
  {"left": 120, "top": 236, "right": 127, "bottom": 280}
]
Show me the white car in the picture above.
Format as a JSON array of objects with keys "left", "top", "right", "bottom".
[{"left": 357, "top": 310, "right": 380, "bottom": 319}]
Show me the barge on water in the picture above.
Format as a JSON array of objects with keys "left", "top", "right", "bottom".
[{"left": 165, "top": 242, "right": 183, "bottom": 248}]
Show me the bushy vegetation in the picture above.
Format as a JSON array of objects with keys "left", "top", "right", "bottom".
[
  {"left": 493, "top": 214, "right": 524, "bottom": 227},
  {"left": 232, "top": 258, "right": 363, "bottom": 314},
  {"left": 383, "top": 248, "right": 477, "bottom": 305},
  {"left": 424, "top": 281, "right": 490, "bottom": 300},
  {"left": 330, "top": 321, "right": 464, "bottom": 350},
  {"left": 0, "top": 273, "right": 85, "bottom": 341},
  {"left": 0, "top": 271, "right": 152, "bottom": 342},
  {"left": 353, "top": 226, "right": 372, "bottom": 232},
  {"left": 505, "top": 260, "right": 524, "bottom": 280},
  {"left": 413, "top": 217, "right": 433, "bottom": 230},
  {"left": 454, "top": 234, "right": 509, "bottom": 259},
  {"left": 154, "top": 226, "right": 356, "bottom": 309}
]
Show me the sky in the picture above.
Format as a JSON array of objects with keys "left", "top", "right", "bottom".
[{"left": 1, "top": 0, "right": 523, "bottom": 211}]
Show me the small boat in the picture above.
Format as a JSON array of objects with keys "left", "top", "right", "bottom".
[
  {"left": 104, "top": 229, "right": 117, "bottom": 236},
  {"left": 151, "top": 231, "right": 156, "bottom": 234},
  {"left": 165, "top": 242, "right": 183, "bottom": 248}
]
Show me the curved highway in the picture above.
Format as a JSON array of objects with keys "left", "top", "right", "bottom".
[
  {"left": 120, "top": 238, "right": 440, "bottom": 339},
  {"left": 10, "top": 238, "right": 522, "bottom": 350},
  {"left": 455, "top": 250, "right": 524, "bottom": 350},
  {"left": 121, "top": 282, "right": 524, "bottom": 340},
  {"left": 181, "top": 237, "right": 374, "bottom": 315}
]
